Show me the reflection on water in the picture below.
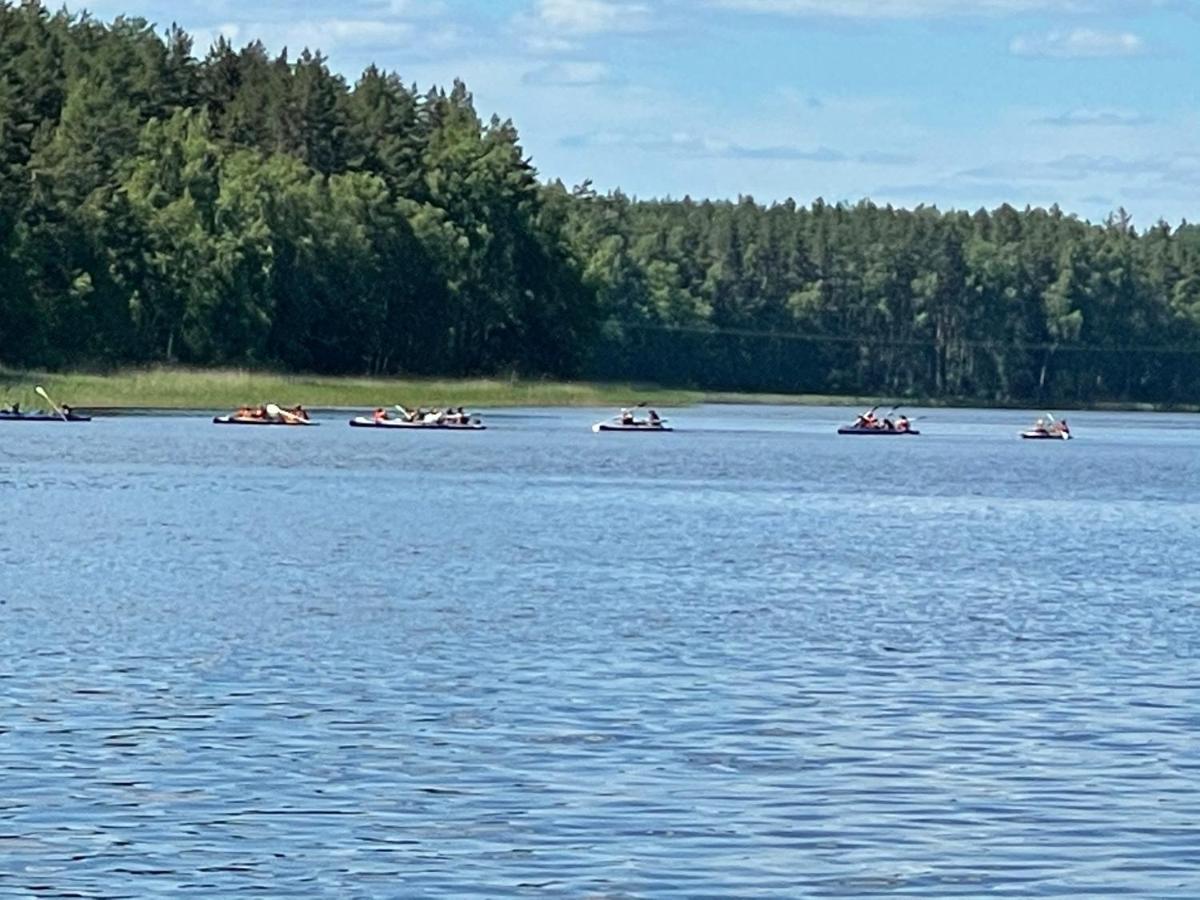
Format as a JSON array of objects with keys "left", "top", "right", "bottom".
[{"left": 1, "top": 406, "right": 1198, "bottom": 896}]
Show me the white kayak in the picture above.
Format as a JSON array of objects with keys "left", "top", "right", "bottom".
[
  {"left": 349, "top": 416, "right": 485, "bottom": 430},
  {"left": 592, "top": 422, "right": 672, "bottom": 433}
]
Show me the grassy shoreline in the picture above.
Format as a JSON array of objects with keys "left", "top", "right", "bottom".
[
  {"left": 1, "top": 366, "right": 1196, "bottom": 413},
  {"left": 0, "top": 367, "right": 702, "bottom": 410}
]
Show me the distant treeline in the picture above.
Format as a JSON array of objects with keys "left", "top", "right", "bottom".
[{"left": 3, "top": 4, "right": 1200, "bottom": 403}]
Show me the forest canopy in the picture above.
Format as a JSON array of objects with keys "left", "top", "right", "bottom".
[{"left": 2, "top": 2, "right": 1199, "bottom": 403}]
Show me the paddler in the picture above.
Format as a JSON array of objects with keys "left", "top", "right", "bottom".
[
  {"left": 372, "top": 407, "right": 388, "bottom": 422},
  {"left": 896, "top": 415, "right": 911, "bottom": 432},
  {"left": 620, "top": 408, "right": 635, "bottom": 425},
  {"left": 647, "top": 409, "right": 662, "bottom": 426}
]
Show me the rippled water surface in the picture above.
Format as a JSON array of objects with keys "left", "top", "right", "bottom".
[{"left": 2, "top": 405, "right": 1198, "bottom": 897}]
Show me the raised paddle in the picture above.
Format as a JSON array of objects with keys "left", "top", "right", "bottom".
[
  {"left": 1044, "top": 412, "right": 1070, "bottom": 439},
  {"left": 35, "top": 385, "right": 68, "bottom": 422}
]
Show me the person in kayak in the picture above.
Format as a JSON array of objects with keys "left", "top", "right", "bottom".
[
  {"left": 372, "top": 407, "right": 389, "bottom": 422},
  {"left": 647, "top": 409, "right": 662, "bottom": 426},
  {"left": 1057, "top": 418, "right": 1069, "bottom": 435},
  {"left": 896, "top": 415, "right": 911, "bottom": 432},
  {"left": 854, "top": 408, "right": 879, "bottom": 429},
  {"left": 620, "top": 408, "right": 635, "bottom": 425},
  {"left": 4, "top": 401, "right": 19, "bottom": 415},
  {"left": 291, "top": 405, "right": 309, "bottom": 421}
]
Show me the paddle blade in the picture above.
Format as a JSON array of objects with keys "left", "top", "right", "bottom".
[
  {"left": 34, "top": 385, "right": 49, "bottom": 400},
  {"left": 265, "top": 403, "right": 282, "bottom": 417}
]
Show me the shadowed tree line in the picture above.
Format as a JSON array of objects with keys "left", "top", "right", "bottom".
[
  {"left": 2, "top": 4, "right": 1199, "bottom": 403},
  {"left": 563, "top": 190, "right": 1200, "bottom": 403},
  {"left": 0, "top": 3, "right": 591, "bottom": 378}
]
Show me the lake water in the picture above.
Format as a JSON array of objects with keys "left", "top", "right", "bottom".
[{"left": 1, "top": 405, "right": 1198, "bottom": 897}]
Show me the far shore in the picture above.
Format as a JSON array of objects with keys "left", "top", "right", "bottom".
[{"left": 1, "top": 367, "right": 1196, "bottom": 413}]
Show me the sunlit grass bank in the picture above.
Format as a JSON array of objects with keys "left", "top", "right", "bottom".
[
  {"left": 0, "top": 367, "right": 703, "bottom": 410},
  {"left": 2, "top": 366, "right": 1183, "bottom": 412}
]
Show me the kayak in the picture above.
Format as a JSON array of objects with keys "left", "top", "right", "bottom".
[
  {"left": 349, "top": 416, "right": 485, "bottom": 430},
  {"left": 837, "top": 426, "right": 919, "bottom": 436},
  {"left": 212, "top": 415, "right": 317, "bottom": 426},
  {"left": 592, "top": 422, "right": 672, "bottom": 433},
  {"left": 0, "top": 412, "right": 92, "bottom": 422},
  {"left": 1021, "top": 430, "right": 1071, "bottom": 440}
]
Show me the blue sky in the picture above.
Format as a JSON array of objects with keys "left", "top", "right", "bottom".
[{"left": 84, "top": 0, "right": 1200, "bottom": 225}]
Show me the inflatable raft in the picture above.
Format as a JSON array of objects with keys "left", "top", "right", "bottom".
[
  {"left": 212, "top": 415, "right": 317, "bottom": 426},
  {"left": 349, "top": 416, "right": 485, "bottom": 430}
]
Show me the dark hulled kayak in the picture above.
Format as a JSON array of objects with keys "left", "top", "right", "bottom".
[
  {"left": 592, "top": 422, "right": 672, "bottom": 432},
  {"left": 1021, "top": 430, "right": 1070, "bottom": 440},
  {"left": 837, "top": 426, "right": 919, "bottom": 436},
  {"left": 0, "top": 412, "right": 92, "bottom": 422},
  {"left": 212, "top": 415, "right": 317, "bottom": 426},
  {"left": 349, "top": 416, "right": 485, "bottom": 430}
]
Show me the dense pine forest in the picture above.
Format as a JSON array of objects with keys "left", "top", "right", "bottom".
[{"left": 3, "top": 4, "right": 1200, "bottom": 403}]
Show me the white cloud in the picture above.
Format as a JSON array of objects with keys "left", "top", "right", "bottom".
[
  {"left": 1010, "top": 28, "right": 1147, "bottom": 58},
  {"left": 523, "top": 34, "right": 580, "bottom": 53},
  {"left": 525, "top": 0, "right": 652, "bottom": 36},
  {"left": 188, "top": 21, "right": 241, "bottom": 53},
  {"left": 560, "top": 129, "right": 918, "bottom": 163},
  {"left": 1039, "top": 107, "right": 1152, "bottom": 126},
  {"left": 961, "top": 153, "right": 1200, "bottom": 183},
  {"left": 187, "top": 17, "right": 467, "bottom": 59},
  {"left": 384, "top": 0, "right": 447, "bottom": 13},
  {"left": 707, "top": 0, "right": 1107, "bottom": 19},
  {"left": 523, "top": 61, "right": 615, "bottom": 85}
]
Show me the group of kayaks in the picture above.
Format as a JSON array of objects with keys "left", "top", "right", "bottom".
[
  {"left": 212, "top": 403, "right": 487, "bottom": 429},
  {"left": 837, "top": 406, "right": 1072, "bottom": 440},
  {"left": 211, "top": 405, "right": 672, "bottom": 432},
  {"left": 0, "top": 388, "right": 1074, "bottom": 439}
]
